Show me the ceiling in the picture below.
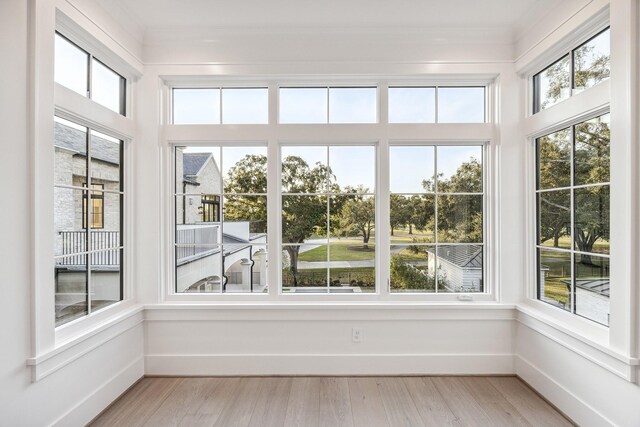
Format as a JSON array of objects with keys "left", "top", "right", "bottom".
[{"left": 96, "top": 0, "right": 561, "bottom": 42}]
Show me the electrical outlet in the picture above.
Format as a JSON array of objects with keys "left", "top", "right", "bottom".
[{"left": 352, "top": 327, "right": 363, "bottom": 343}]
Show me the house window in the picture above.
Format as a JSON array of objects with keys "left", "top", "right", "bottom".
[
  {"left": 172, "top": 88, "right": 268, "bottom": 124},
  {"left": 174, "top": 146, "right": 268, "bottom": 293},
  {"left": 535, "top": 113, "right": 610, "bottom": 325},
  {"left": 533, "top": 27, "right": 610, "bottom": 113},
  {"left": 388, "top": 87, "right": 485, "bottom": 123},
  {"left": 82, "top": 183, "right": 104, "bottom": 228},
  {"left": 389, "top": 144, "right": 484, "bottom": 292},
  {"left": 281, "top": 145, "right": 376, "bottom": 293},
  {"left": 54, "top": 32, "right": 126, "bottom": 115},
  {"left": 54, "top": 116, "right": 124, "bottom": 326},
  {"left": 279, "top": 87, "right": 377, "bottom": 123}
]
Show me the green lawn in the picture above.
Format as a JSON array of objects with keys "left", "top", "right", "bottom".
[
  {"left": 390, "top": 227, "right": 434, "bottom": 243},
  {"left": 298, "top": 244, "right": 375, "bottom": 262},
  {"left": 540, "top": 236, "right": 610, "bottom": 253}
]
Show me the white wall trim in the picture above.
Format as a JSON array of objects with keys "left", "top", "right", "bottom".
[
  {"left": 145, "top": 353, "right": 515, "bottom": 376},
  {"left": 51, "top": 355, "right": 144, "bottom": 427},
  {"left": 515, "top": 355, "right": 615, "bottom": 427},
  {"left": 517, "top": 307, "right": 640, "bottom": 382},
  {"left": 27, "top": 306, "right": 143, "bottom": 382}
]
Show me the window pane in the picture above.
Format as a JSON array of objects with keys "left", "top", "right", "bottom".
[
  {"left": 90, "top": 130, "right": 122, "bottom": 192},
  {"left": 222, "top": 147, "right": 267, "bottom": 193},
  {"left": 390, "top": 246, "right": 435, "bottom": 293},
  {"left": 280, "top": 88, "right": 327, "bottom": 123},
  {"left": 388, "top": 87, "right": 436, "bottom": 123},
  {"left": 534, "top": 55, "right": 570, "bottom": 112},
  {"left": 175, "top": 196, "right": 223, "bottom": 244},
  {"left": 329, "top": 146, "right": 375, "bottom": 193},
  {"left": 222, "top": 88, "right": 268, "bottom": 124},
  {"left": 176, "top": 245, "right": 222, "bottom": 293},
  {"left": 390, "top": 195, "right": 435, "bottom": 244},
  {"left": 538, "top": 190, "right": 571, "bottom": 249},
  {"left": 90, "top": 249, "right": 121, "bottom": 312},
  {"left": 329, "top": 244, "right": 375, "bottom": 293},
  {"left": 436, "top": 245, "right": 483, "bottom": 292},
  {"left": 537, "top": 128, "right": 571, "bottom": 190},
  {"left": 328, "top": 88, "right": 377, "bottom": 123},
  {"left": 575, "top": 254, "right": 610, "bottom": 326},
  {"left": 55, "top": 254, "right": 88, "bottom": 326},
  {"left": 437, "top": 87, "right": 485, "bottom": 123},
  {"left": 437, "top": 195, "right": 483, "bottom": 243},
  {"left": 390, "top": 146, "right": 435, "bottom": 193},
  {"left": 573, "top": 29, "right": 610, "bottom": 93},
  {"left": 223, "top": 244, "right": 267, "bottom": 293},
  {"left": 91, "top": 59, "right": 123, "bottom": 114},
  {"left": 91, "top": 191, "right": 120, "bottom": 250},
  {"left": 223, "top": 195, "right": 268, "bottom": 237},
  {"left": 330, "top": 195, "right": 375, "bottom": 242},
  {"left": 281, "top": 146, "right": 327, "bottom": 193},
  {"left": 54, "top": 117, "right": 87, "bottom": 187},
  {"left": 538, "top": 248, "right": 571, "bottom": 312},
  {"left": 54, "top": 34, "right": 88, "bottom": 97},
  {"left": 173, "top": 89, "right": 220, "bottom": 124},
  {"left": 575, "top": 114, "right": 610, "bottom": 185},
  {"left": 574, "top": 185, "right": 609, "bottom": 255},
  {"left": 282, "top": 195, "right": 327, "bottom": 244},
  {"left": 283, "top": 245, "right": 327, "bottom": 290},
  {"left": 54, "top": 187, "right": 86, "bottom": 257},
  {"left": 176, "top": 147, "right": 222, "bottom": 195},
  {"left": 437, "top": 146, "right": 483, "bottom": 193}
]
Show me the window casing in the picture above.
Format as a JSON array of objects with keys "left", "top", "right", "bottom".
[{"left": 535, "top": 113, "right": 610, "bottom": 326}]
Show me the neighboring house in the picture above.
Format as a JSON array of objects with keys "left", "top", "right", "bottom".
[
  {"left": 174, "top": 148, "right": 267, "bottom": 293},
  {"left": 427, "top": 245, "right": 483, "bottom": 292},
  {"left": 560, "top": 278, "right": 610, "bottom": 325}
]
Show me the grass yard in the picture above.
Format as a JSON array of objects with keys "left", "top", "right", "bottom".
[
  {"left": 539, "top": 236, "right": 610, "bottom": 253},
  {"left": 390, "top": 227, "right": 434, "bottom": 243},
  {"left": 298, "top": 244, "right": 375, "bottom": 262}
]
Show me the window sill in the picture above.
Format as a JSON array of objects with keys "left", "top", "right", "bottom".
[
  {"left": 27, "top": 304, "right": 144, "bottom": 382},
  {"left": 516, "top": 302, "right": 639, "bottom": 382}
]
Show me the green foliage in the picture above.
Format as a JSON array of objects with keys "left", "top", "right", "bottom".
[
  {"left": 390, "top": 255, "right": 435, "bottom": 290},
  {"left": 339, "top": 190, "right": 375, "bottom": 248}
]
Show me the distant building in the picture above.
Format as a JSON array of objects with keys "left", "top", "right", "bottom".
[{"left": 427, "top": 245, "right": 483, "bottom": 292}]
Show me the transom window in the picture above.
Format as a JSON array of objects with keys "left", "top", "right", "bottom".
[
  {"left": 388, "top": 87, "right": 485, "bottom": 123},
  {"left": 279, "top": 87, "right": 378, "bottom": 123},
  {"left": 54, "top": 116, "right": 124, "bottom": 326},
  {"left": 172, "top": 88, "right": 268, "bottom": 124},
  {"left": 54, "top": 32, "right": 126, "bottom": 115},
  {"left": 535, "top": 113, "right": 610, "bottom": 325},
  {"left": 533, "top": 27, "right": 610, "bottom": 113}
]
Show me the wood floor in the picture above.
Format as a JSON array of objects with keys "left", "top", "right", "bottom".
[{"left": 90, "top": 376, "right": 573, "bottom": 427}]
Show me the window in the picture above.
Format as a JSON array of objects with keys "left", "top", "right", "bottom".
[
  {"left": 174, "top": 146, "right": 268, "bottom": 293},
  {"left": 54, "top": 117, "right": 124, "bottom": 326},
  {"left": 54, "top": 33, "right": 126, "bottom": 115},
  {"left": 279, "top": 87, "right": 377, "bottom": 123},
  {"left": 533, "top": 28, "right": 610, "bottom": 113},
  {"left": 388, "top": 86, "right": 485, "bottom": 123},
  {"left": 390, "top": 144, "right": 484, "bottom": 292},
  {"left": 535, "top": 113, "right": 610, "bottom": 325},
  {"left": 281, "top": 145, "right": 376, "bottom": 293},
  {"left": 82, "top": 183, "right": 104, "bottom": 229},
  {"left": 172, "top": 88, "right": 268, "bottom": 124}
]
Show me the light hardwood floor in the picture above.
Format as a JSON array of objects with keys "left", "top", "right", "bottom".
[{"left": 90, "top": 376, "right": 573, "bottom": 427}]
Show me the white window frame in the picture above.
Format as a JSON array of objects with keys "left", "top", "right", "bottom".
[
  {"left": 161, "top": 79, "right": 497, "bottom": 303},
  {"left": 31, "top": 3, "right": 141, "bottom": 359}
]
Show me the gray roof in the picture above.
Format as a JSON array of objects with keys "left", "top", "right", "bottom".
[
  {"left": 429, "top": 245, "right": 483, "bottom": 268},
  {"left": 563, "top": 278, "right": 610, "bottom": 297},
  {"left": 54, "top": 122, "right": 120, "bottom": 165},
  {"left": 183, "top": 153, "right": 211, "bottom": 177}
]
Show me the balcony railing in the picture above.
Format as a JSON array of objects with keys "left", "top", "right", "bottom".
[
  {"left": 57, "top": 230, "right": 120, "bottom": 266},
  {"left": 176, "top": 224, "right": 219, "bottom": 263}
]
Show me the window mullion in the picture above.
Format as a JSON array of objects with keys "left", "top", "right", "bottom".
[
  {"left": 267, "top": 139, "right": 279, "bottom": 298},
  {"left": 378, "top": 139, "right": 390, "bottom": 298}
]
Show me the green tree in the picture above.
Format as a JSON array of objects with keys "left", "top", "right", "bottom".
[
  {"left": 390, "top": 195, "right": 411, "bottom": 236},
  {"left": 339, "top": 192, "right": 375, "bottom": 248},
  {"left": 224, "top": 154, "right": 268, "bottom": 233}
]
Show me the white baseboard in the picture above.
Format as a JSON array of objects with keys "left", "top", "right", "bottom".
[
  {"left": 145, "top": 353, "right": 515, "bottom": 376},
  {"left": 51, "top": 356, "right": 144, "bottom": 427},
  {"left": 515, "top": 355, "right": 613, "bottom": 427}
]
